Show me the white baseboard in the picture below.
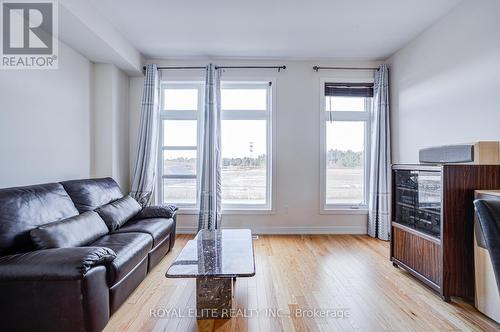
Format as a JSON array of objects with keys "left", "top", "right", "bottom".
[{"left": 176, "top": 225, "right": 367, "bottom": 235}]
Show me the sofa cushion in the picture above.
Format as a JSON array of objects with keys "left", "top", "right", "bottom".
[
  {"left": 113, "top": 218, "right": 175, "bottom": 248},
  {"left": 95, "top": 196, "right": 142, "bottom": 231},
  {"left": 135, "top": 204, "right": 178, "bottom": 220},
  {"left": 0, "top": 183, "right": 79, "bottom": 255},
  {"left": 30, "top": 211, "right": 109, "bottom": 250},
  {"left": 61, "top": 178, "right": 123, "bottom": 213},
  {"left": 89, "top": 233, "right": 152, "bottom": 285}
]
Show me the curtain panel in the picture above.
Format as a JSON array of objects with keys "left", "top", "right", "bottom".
[
  {"left": 368, "top": 64, "right": 392, "bottom": 240},
  {"left": 130, "top": 64, "right": 160, "bottom": 207},
  {"left": 198, "top": 64, "right": 223, "bottom": 231}
]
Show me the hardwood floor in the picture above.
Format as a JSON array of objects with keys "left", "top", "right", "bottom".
[{"left": 105, "top": 235, "right": 500, "bottom": 332}]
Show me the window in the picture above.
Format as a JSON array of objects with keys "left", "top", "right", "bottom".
[
  {"left": 159, "top": 81, "right": 273, "bottom": 211},
  {"left": 320, "top": 81, "right": 372, "bottom": 211},
  {"left": 159, "top": 83, "right": 204, "bottom": 208},
  {"left": 221, "top": 82, "right": 272, "bottom": 210}
]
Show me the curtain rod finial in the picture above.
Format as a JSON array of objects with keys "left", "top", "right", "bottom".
[{"left": 313, "top": 66, "right": 319, "bottom": 72}]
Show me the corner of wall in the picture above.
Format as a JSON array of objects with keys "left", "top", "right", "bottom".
[
  {"left": 91, "top": 63, "right": 131, "bottom": 191},
  {"left": 89, "top": 61, "right": 96, "bottom": 177}
]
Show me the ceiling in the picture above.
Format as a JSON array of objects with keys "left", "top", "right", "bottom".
[{"left": 87, "top": 0, "right": 462, "bottom": 60}]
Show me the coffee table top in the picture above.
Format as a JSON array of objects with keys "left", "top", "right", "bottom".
[{"left": 165, "top": 229, "right": 255, "bottom": 278}]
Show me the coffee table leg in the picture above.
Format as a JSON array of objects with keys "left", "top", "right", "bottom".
[{"left": 196, "top": 277, "right": 232, "bottom": 319}]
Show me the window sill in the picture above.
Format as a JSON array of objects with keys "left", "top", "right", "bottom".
[
  {"left": 175, "top": 208, "right": 199, "bottom": 215},
  {"left": 175, "top": 208, "right": 275, "bottom": 215},
  {"left": 320, "top": 208, "right": 368, "bottom": 215},
  {"left": 222, "top": 208, "right": 275, "bottom": 215}
]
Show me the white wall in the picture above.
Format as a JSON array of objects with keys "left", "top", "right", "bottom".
[
  {"left": 93, "top": 64, "right": 130, "bottom": 191},
  {"left": 93, "top": 64, "right": 113, "bottom": 179},
  {"left": 129, "top": 76, "right": 143, "bottom": 183},
  {"left": 0, "top": 42, "right": 92, "bottom": 187},
  {"left": 389, "top": 0, "right": 500, "bottom": 163},
  {"left": 114, "top": 68, "right": 130, "bottom": 191},
  {"left": 130, "top": 59, "right": 381, "bottom": 234},
  {"left": 59, "top": 0, "right": 143, "bottom": 75}
]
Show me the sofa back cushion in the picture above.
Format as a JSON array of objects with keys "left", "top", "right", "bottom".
[
  {"left": 61, "top": 177, "right": 123, "bottom": 213},
  {"left": 0, "top": 183, "right": 79, "bottom": 255},
  {"left": 30, "top": 211, "right": 109, "bottom": 249},
  {"left": 95, "top": 196, "right": 142, "bottom": 231}
]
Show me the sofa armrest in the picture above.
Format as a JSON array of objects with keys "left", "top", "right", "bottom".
[
  {"left": 135, "top": 204, "right": 178, "bottom": 220},
  {"left": 0, "top": 247, "right": 116, "bottom": 281}
]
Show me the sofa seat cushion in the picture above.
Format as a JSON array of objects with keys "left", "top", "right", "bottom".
[
  {"left": 113, "top": 218, "right": 174, "bottom": 248},
  {"left": 89, "top": 233, "right": 152, "bottom": 285}
]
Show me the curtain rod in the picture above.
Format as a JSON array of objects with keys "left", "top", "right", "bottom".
[
  {"left": 313, "top": 66, "right": 378, "bottom": 72},
  {"left": 144, "top": 66, "right": 207, "bottom": 70},
  {"left": 143, "top": 65, "right": 286, "bottom": 72},
  {"left": 216, "top": 65, "right": 286, "bottom": 72}
]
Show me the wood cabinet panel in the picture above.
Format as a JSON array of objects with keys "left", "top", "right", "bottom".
[
  {"left": 393, "top": 227, "right": 442, "bottom": 286},
  {"left": 441, "top": 165, "right": 500, "bottom": 301},
  {"left": 391, "top": 164, "right": 500, "bottom": 302}
]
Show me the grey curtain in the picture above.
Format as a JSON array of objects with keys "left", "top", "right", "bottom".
[
  {"left": 130, "top": 64, "right": 160, "bottom": 207},
  {"left": 368, "top": 64, "right": 392, "bottom": 240},
  {"left": 198, "top": 64, "right": 222, "bottom": 231}
]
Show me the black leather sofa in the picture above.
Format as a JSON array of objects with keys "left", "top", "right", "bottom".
[
  {"left": 0, "top": 178, "right": 177, "bottom": 332},
  {"left": 474, "top": 199, "right": 500, "bottom": 291}
]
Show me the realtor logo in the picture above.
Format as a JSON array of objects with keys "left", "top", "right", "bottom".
[{"left": 1, "top": 0, "right": 58, "bottom": 69}]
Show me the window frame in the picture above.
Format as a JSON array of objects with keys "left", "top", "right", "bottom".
[
  {"left": 220, "top": 80, "right": 275, "bottom": 212},
  {"left": 158, "top": 81, "right": 205, "bottom": 210},
  {"left": 157, "top": 79, "right": 276, "bottom": 214},
  {"left": 319, "top": 77, "right": 372, "bottom": 214}
]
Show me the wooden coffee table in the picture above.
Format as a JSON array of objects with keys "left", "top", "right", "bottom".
[{"left": 165, "top": 229, "right": 255, "bottom": 319}]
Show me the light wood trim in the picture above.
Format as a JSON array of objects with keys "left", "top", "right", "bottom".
[
  {"left": 475, "top": 190, "right": 500, "bottom": 198},
  {"left": 474, "top": 141, "right": 500, "bottom": 164}
]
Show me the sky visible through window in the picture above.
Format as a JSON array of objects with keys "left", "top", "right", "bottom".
[
  {"left": 326, "top": 121, "right": 364, "bottom": 152},
  {"left": 326, "top": 96, "right": 365, "bottom": 112},
  {"left": 164, "top": 89, "right": 198, "bottom": 110},
  {"left": 326, "top": 96, "right": 365, "bottom": 152},
  {"left": 163, "top": 88, "right": 267, "bottom": 158},
  {"left": 221, "top": 89, "right": 267, "bottom": 110}
]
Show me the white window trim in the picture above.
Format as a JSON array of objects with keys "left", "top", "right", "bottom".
[
  {"left": 220, "top": 79, "right": 276, "bottom": 213},
  {"left": 158, "top": 79, "right": 276, "bottom": 215},
  {"left": 319, "top": 77, "right": 373, "bottom": 214},
  {"left": 158, "top": 81, "right": 205, "bottom": 210}
]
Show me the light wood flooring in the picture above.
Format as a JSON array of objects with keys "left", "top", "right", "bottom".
[{"left": 104, "top": 235, "right": 500, "bottom": 332}]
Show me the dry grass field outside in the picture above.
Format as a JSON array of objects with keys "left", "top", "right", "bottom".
[{"left": 163, "top": 163, "right": 363, "bottom": 205}]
